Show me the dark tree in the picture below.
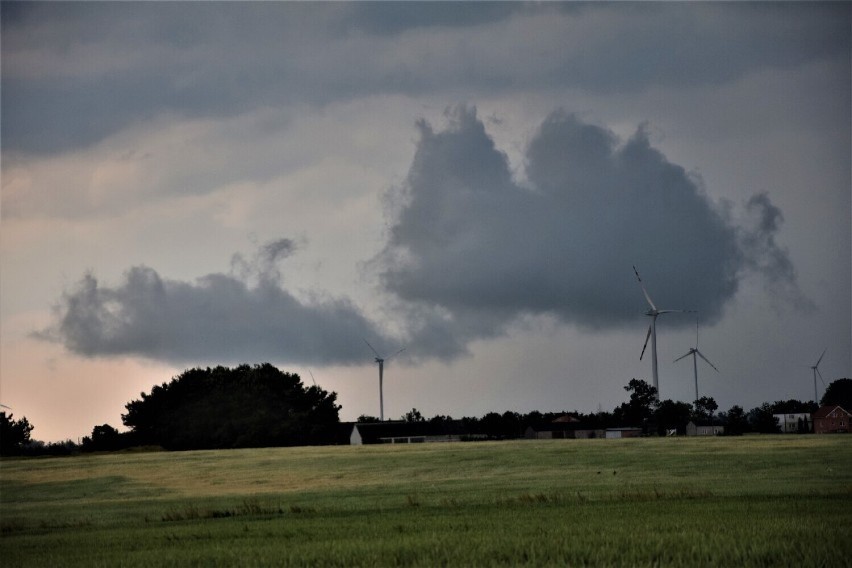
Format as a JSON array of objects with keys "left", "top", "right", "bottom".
[
  {"left": 748, "top": 403, "right": 781, "bottom": 434},
  {"left": 402, "top": 408, "right": 425, "bottom": 423},
  {"left": 122, "top": 364, "right": 341, "bottom": 450},
  {"left": 720, "top": 405, "right": 749, "bottom": 435},
  {"left": 428, "top": 414, "right": 454, "bottom": 427},
  {"left": 820, "top": 378, "right": 852, "bottom": 410},
  {"left": 614, "top": 379, "right": 658, "bottom": 429},
  {"left": 356, "top": 415, "right": 381, "bottom": 423},
  {"left": 769, "top": 399, "right": 817, "bottom": 414},
  {"left": 655, "top": 399, "right": 693, "bottom": 435},
  {"left": 692, "top": 396, "right": 719, "bottom": 422},
  {"left": 477, "top": 412, "right": 524, "bottom": 439},
  {"left": 81, "top": 424, "right": 132, "bottom": 452},
  {"left": 1, "top": 412, "right": 34, "bottom": 456}
]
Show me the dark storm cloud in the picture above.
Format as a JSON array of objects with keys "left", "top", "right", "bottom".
[
  {"left": 739, "top": 193, "right": 814, "bottom": 311},
  {"left": 343, "top": 2, "right": 523, "bottom": 35},
  {"left": 3, "top": 2, "right": 847, "bottom": 155},
  {"left": 37, "top": 240, "right": 389, "bottom": 366},
  {"left": 377, "top": 106, "right": 806, "bottom": 358}
]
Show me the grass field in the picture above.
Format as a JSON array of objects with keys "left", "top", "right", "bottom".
[{"left": 2, "top": 436, "right": 851, "bottom": 566}]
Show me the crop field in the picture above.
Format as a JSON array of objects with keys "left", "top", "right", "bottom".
[{"left": 2, "top": 436, "right": 851, "bottom": 566}]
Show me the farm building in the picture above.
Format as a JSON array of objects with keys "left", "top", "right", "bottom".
[
  {"left": 604, "top": 427, "right": 642, "bottom": 439},
  {"left": 772, "top": 412, "right": 813, "bottom": 433},
  {"left": 524, "top": 423, "right": 606, "bottom": 439},
  {"left": 524, "top": 415, "right": 642, "bottom": 439},
  {"left": 524, "top": 415, "right": 612, "bottom": 439},
  {"left": 812, "top": 405, "right": 851, "bottom": 434},
  {"left": 349, "top": 422, "right": 469, "bottom": 445},
  {"left": 686, "top": 421, "right": 724, "bottom": 436}
]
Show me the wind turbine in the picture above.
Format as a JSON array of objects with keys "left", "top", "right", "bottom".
[
  {"left": 364, "top": 340, "right": 406, "bottom": 421},
  {"left": 810, "top": 349, "right": 826, "bottom": 404},
  {"left": 633, "top": 265, "right": 693, "bottom": 399},
  {"left": 674, "top": 320, "right": 719, "bottom": 402}
]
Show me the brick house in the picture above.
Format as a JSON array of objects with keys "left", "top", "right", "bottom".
[{"left": 812, "top": 405, "right": 851, "bottom": 434}]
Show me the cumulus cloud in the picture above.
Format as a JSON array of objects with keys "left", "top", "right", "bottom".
[
  {"left": 37, "top": 240, "right": 390, "bottom": 366},
  {"left": 377, "top": 106, "right": 806, "bottom": 358}
]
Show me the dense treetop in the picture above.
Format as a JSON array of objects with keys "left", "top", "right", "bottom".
[{"left": 122, "top": 364, "right": 341, "bottom": 450}]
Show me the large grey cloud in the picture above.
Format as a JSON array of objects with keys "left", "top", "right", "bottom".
[
  {"left": 33, "top": 107, "right": 812, "bottom": 367},
  {"left": 377, "top": 106, "right": 807, "bottom": 359},
  {"left": 37, "top": 239, "right": 392, "bottom": 366},
  {"left": 3, "top": 2, "right": 847, "bottom": 155}
]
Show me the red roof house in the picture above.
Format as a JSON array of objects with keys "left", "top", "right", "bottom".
[{"left": 813, "top": 405, "right": 851, "bottom": 434}]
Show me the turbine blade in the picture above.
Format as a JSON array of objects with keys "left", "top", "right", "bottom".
[
  {"left": 816, "top": 367, "right": 826, "bottom": 388},
  {"left": 633, "top": 265, "right": 657, "bottom": 311},
  {"left": 386, "top": 347, "right": 407, "bottom": 362},
  {"left": 697, "top": 350, "right": 719, "bottom": 372},
  {"left": 640, "top": 324, "right": 652, "bottom": 360},
  {"left": 815, "top": 348, "right": 826, "bottom": 368},
  {"left": 363, "top": 339, "right": 381, "bottom": 359},
  {"left": 674, "top": 352, "right": 691, "bottom": 363}
]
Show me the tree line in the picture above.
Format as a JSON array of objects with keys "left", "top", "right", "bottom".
[{"left": 2, "top": 367, "right": 851, "bottom": 456}]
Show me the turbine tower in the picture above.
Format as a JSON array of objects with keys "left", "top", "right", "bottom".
[
  {"left": 364, "top": 340, "right": 406, "bottom": 421},
  {"left": 810, "top": 349, "right": 826, "bottom": 404},
  {"left": 633, "top": 265, "right": 692, "bottom": 399},
  {"left": 674, "top": 320, "right": 719, "bottom": 402}
]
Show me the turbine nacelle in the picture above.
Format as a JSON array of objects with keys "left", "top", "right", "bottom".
[
  {"left": 364, "top": 339, "right": 406, "bottom": 421},
  {"left": 633, "top": 265, "right": 695, "bottom": 398},
  {"left": 674, "top": 319, "right": 719, "bottom": 401}
]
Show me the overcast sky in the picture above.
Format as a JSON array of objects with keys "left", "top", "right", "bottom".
[{"left": 2, "top": 2, "right": 850, "bottom": 442}]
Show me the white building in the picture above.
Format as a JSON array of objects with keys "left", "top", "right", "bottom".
[{"left": 773, "top": 413, "right": 812, "bottom": 433}]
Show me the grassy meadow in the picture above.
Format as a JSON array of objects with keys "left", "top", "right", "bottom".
[{"left": 2, "top": 436, "right": 851, "bottom": 566}]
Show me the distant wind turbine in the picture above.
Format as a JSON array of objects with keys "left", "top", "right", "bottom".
[
  {"left": 674, "top": 320, "right": 719, "bottom": 402},
  {"left": 633, "top": 265, "right": 693, "bottom": 399},
  {"left": 364, "top": 340, "right": 406, "bottom": 421},
  {"left": 810, "top": 349, "right": 827, "bottom": 404}
]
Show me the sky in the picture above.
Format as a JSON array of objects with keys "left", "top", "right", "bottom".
[{"left": 1, "top": 2, "right": 850, "bottom": 442}]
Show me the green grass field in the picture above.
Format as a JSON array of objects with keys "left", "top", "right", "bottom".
[{"left": 2, "top": 436, "right": 851, "bottom": 566}]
